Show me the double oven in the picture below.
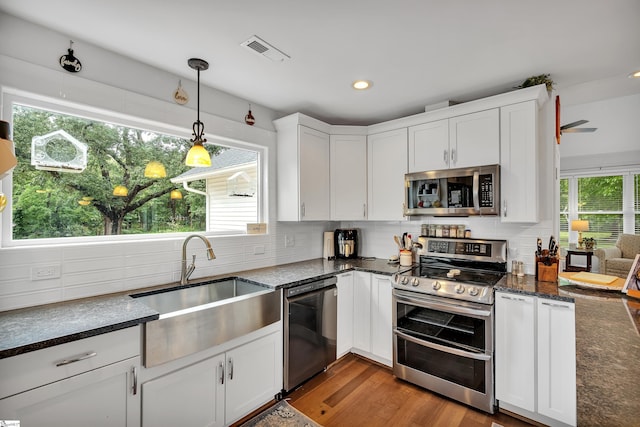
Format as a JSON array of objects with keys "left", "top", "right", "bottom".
[{"left": 392, "top": 237, "right": 507, "bottom": 414}]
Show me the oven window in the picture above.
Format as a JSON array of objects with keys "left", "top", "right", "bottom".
[
  {"left": 396, "top": 303, "right": 486, "bottom": 352},
  {"left": 396, "top": 335, "right": 486, "bottom": 393}
]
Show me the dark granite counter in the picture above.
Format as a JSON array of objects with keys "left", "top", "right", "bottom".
[
  {"left": 0, "top": 258, "right": 411, "bottom": 359},
  {"left": 497, "top": 274, "right": 640, "bottom": 427}
]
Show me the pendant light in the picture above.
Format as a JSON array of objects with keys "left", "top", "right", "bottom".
[
  {"left": 144, "top": 160, "right": 167, "bottom": 178},
  {"left": 185, "top": 58, "right": 211, "bottom": 167},
  {"left": 170, "top": 189, "right": 183, "bottom": 200}
]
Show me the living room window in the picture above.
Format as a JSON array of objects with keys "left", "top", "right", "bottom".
[
  {"left": 2, "top": 93, "right": 262, "bottom": 245},
  {"left": 560, "top": 170, "right": 639, "bottom": 249}
]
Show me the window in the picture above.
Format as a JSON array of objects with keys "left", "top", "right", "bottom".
[
  {"left": 3, "top": 94, "right": 262, "bottom": 244},
  {"left": 560, "top": 171, "right": 639, "bottom": 248}
]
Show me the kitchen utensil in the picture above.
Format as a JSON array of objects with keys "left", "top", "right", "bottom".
[{"left": 394, "top": 235, "right": 403, "bottom": 250}]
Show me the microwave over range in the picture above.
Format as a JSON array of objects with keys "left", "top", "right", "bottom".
[{"left": 404, "top": 164, "right": 499, "bottom": 217}]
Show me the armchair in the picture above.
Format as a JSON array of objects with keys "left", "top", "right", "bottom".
[{"left": 594, "top": 234, "right": 640, "bottom": 278}]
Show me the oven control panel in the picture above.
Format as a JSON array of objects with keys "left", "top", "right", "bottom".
[{"left": 421, "top": 237, "right": 507, "bottom": 263}]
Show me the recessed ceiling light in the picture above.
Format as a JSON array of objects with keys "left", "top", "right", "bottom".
[
  {"left": 629, "top": 70, "right": 640, "bottom": 78},
  {"left": 353, "top": 80, "right": 372, "bottom": 90}
]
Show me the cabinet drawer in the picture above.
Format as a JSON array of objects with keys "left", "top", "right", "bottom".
[{"left": 0, "top": 326, "right": 140, "bottom": 399}]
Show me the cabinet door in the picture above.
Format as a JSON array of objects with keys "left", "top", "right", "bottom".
[
  {"left": 371, "top": 274, "right": 393, "bottom": 366},
  {"left": 336, "top": 272, "right": 355, "bottom": 358},
  {"left": 367, "top": 128, "right": 408, "bottom": 220},
  {"left": 495, "top": 292, "right": 536, "bottom": 412},
  {"left": 408, "top": 119, "right": 449, "bottom": 172},
  {"left": 352, "top": 271, "right": 372, "bottom": 352},
  {"left": 449, "top": 109, "right": 500, "bottom": 169},
  {"left": 299, "top": 125, "right": 330, "bottom": 220},
  {"left": 142, "top": 354, "right": 224, "bottom": 427},
  {"left": 330, "top": 135, "right": 368, "bottom": 220},
  {"left": 537, "top": 299, "right": 576, "bottom": 426},
  {"left": 0, "top": 357, "right": 140, "bottom": 427},
  {"left": 500, "top": 101, "right": 539, "bottom": 223},
  {"left": 225, "top": 331, "right": 283, "bottom": 425}
]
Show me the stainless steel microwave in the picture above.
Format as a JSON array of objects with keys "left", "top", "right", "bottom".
[{"left": 404, "top": 164, "right": 500, "bottom": 216}]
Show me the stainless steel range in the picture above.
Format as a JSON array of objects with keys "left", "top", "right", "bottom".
[{"left": 391, "top": 237, "right": 508, "bottom": 414}]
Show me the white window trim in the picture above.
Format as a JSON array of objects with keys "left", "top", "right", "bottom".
[{"left": 1, "top": 89, "right": 267, "bottom": 248}]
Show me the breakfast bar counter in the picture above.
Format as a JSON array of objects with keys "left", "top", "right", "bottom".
[{"left": 497, "top": 273, "right": 640, "bottom": 427}]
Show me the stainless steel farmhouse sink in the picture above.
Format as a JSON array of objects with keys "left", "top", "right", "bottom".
[{"left": 131, "top": 277, "right": 281, "bottom": 367}]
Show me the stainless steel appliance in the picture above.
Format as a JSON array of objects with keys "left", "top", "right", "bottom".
[
  {"left": 283, "top": 276, "right": 338, "bottom": 393},
  {"left": 391, "top": 237, "right": 508, "bottom": 414},
  {"left": 334, "top": 228, "right": 358, "bottom": 259},
  {"left": 404, "top": 164, "right": 499, "bottom": 216}
]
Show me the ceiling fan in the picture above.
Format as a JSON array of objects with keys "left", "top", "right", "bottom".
[
  {"left": 560, "top": 119, "right": 597, "bottom": 134},
  {"left": 555, "top": 96, "right": 597, "bottom": 144}
]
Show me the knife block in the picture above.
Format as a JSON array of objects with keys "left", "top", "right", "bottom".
[{"left": 536, "top": 256, "right": 559, "bottom": 282}]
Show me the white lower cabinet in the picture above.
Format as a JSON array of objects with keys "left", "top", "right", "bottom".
[
  {"left": 495, "top": 291, "right": 576, "bottom": 427},
  {"left": 0, "top": 327, "right": 141, "bottom": 426},
  {"left": 142, "top": 329, "right": 282, "bottom": 427},
  {"left": 351, "top": 271, "right": 393, "bottom": 367},
  {"left": 336, "top": 271, "right": 355, "bottom": 358}
]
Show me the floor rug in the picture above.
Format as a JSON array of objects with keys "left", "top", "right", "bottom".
[{"left": 241, "top": 400, "right": 322, "bottom": 427}]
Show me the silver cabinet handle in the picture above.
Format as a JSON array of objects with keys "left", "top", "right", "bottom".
[
  {"left": 451, "top": 148, "right": 457, "bottom": 165},
  {"left": 228, "top": 358, "right": 234, "bottom": 380},
  {"left": 363, "top": 203, "right": 366, "bottom": 218},
  {"left": 55, "top": 351, "right": 97, "bottom": 367},
  {"left": 541, "top": 301, "right": 573, "bottom": 309},
  {"left": 443, "top": 149, "right": 448, "bottom": 164},
  {"left": 301, "top": 203, "right": 306, "bottom": 218},
  {"left": 131, "top": 366, "right": 137, "bottom": 395},
  {"left": 498, "top": 294, "right": 529, "bottom": 302},
  {"left": 219, "top": 361, "right": 225, "bottom": 385},
  {"left": 503, "top": 200, "right": 507, "bottom": 217}
]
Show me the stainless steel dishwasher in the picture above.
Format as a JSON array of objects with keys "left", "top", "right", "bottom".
[{"left": 283, "top": 276, "right": 337, "bottom": 393}]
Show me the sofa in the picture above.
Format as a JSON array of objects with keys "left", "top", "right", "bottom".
[{"left": 594, "top": 234, "right": 640, "bottom": 278}]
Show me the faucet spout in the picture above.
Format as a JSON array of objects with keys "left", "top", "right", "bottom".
[{"left": 180, "top": 234, "right": 216, "bottom": 285}]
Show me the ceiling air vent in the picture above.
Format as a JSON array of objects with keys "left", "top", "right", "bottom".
[{"left": 241, "top": 35, "right": 290, "bottom": 62}]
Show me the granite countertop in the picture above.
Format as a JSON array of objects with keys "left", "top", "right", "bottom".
[
  {"left": 497, "top": 274, "right": 640, "bottom": 427},
  {"left": 0, "top": 257, "right": 411, "bottom": 359}
]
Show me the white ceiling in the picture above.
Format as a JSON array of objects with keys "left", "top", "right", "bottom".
[{"left": 1, "top": 0, "right": 639, "bottom": 125}]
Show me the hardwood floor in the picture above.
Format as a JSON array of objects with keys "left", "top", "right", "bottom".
[{"left": 275, "top": 354, "right": 533, "bottom": 427}]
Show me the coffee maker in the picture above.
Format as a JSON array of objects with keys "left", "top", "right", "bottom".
[{"left": 334, "top": 229, "right": 358, "bottom": 259}]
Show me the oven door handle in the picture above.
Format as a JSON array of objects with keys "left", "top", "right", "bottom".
[
  {"left": 394, "top": 292, "right": 492, "bottom": 318},
  {"left": 394, "top": 329, "right": 491, "bottom": 361}
]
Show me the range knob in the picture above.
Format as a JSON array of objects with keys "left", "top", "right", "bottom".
[
  {"left": 468, "top": 287, "right": 479, "bottom": 297},
  {"left": 411, "top": 277, "right": 420, "bottom": 287},
  {"left": 432, "top": 281, "right": 442, "bottom": 290},
  {"left": 455, "top": 284, "right": 465, "bottom": 294},
  {"left": 401, "top": 276, "right": 409, "bottom": 285}
]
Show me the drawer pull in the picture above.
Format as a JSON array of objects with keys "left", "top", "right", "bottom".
[
  {"left": 541, "top": 301, "right": 572, "bottom": 309},
  {"left": 55, "top": 351, "right": 97, "bottom": 367}
]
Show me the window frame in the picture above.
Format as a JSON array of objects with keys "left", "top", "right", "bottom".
[
  {"left": 1, "top": 89, "right": 266, "bottom": 247},
  {"left": 560, "top": 167, "right": 639, "bottom": 248}
]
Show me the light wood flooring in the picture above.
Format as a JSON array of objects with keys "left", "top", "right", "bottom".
[{"left": 235, "top": 354, "right": 534, "bottom": 427}]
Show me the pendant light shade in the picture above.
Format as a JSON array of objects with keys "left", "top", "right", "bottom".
[
  {"left": 144, "top": 161, "right": 167, "bottom": 178},
  {"left": 186, "top": 58, "right": 211, "bottom": 167},
  {"left": 113, "top": 185, "right": 128, "bottom": 197},
  {"left": 170, "top": 189, "right": 183, "bottom": 200}
]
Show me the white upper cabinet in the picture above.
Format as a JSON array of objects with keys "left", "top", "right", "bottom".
[
  {"left": 275, "top": 114, "right": 330, "bottom": 221},
  {"left": 408, "top": 109, "right": 499, "bottom": 172},
  {"left": 367, "top": 128, "right": 408, "bottom": 221},
  {"left": 448, "top": 109, "right": 500, "bottom": 169},
  {"left": 330, "top": 134, "right": 368, "bottom": 220},
  {"left": 500, "top": 101, "right": 539, "bottom": 223},
  {"left": 408, "top": 119, "right": 449, "bottom": 172}
]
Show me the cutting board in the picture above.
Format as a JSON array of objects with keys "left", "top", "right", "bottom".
[{"left": 570, "top": 272, "right": 618, "bottom": 285}]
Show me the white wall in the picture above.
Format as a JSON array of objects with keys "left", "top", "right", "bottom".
[
  {"left": 0, "top": 12, "right": 328, "bottom": 311},
  {"left": 559, "top": 93, "right": 640, "bottom": 171}
]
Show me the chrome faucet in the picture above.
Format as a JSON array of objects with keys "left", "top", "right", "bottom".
[{"left": 181, "top": 234, "right": 216, "bottom": 285}]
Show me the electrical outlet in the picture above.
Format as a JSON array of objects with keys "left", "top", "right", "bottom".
[
  {"left": 284, "top": 234, "right": 295, "bottom": 248},
  {"left": 254, "top": 245, "right": 265, "bottom": 255},
  {"left": 31, "top": 264, "right": 61, "bottom": 281}
]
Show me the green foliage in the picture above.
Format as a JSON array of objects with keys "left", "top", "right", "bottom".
[
  {"left": 11, "top": 105, "right": 217, "bottom": 239},
  {"left": 518, "top": 74, "right": 555, "bottom": 92}
]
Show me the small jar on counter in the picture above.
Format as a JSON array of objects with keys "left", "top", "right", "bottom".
[
  {"left": 399, "top": 250, "right": 413, "bottom": 266},
  {"left": 457, "top": 225, "right": 466, "bottom": 238},
  {"left": 435, "top": 225, "right": 443, "bottom": 237},
  {"left": 442, "top": 225, "right": 450, "bottom": 238},
  {"left": 429, "top": 224, "right": 436, "bottom": 237},
  {"left": 421, "top": 224, "right": 428, "bottom": 236}
]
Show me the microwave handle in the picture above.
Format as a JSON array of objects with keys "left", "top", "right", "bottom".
[{"left": 472, "top": 171, "right": 480, "bottom": 212}]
